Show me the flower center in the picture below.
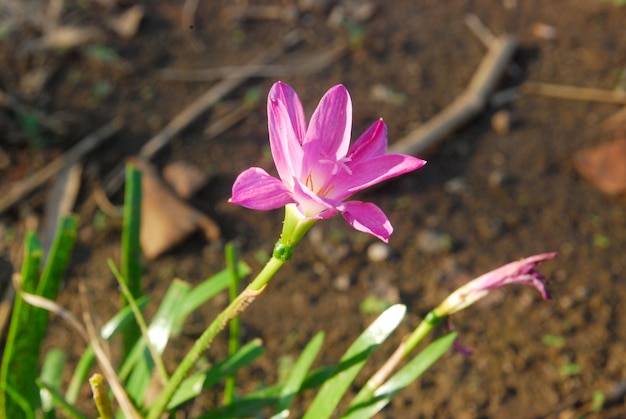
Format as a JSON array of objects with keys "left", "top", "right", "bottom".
[{"left": 304, "top": 157, "right": 352, "bottom": 197}]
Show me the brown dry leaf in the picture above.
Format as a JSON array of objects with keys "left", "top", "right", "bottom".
[
  {"left": 107, "top": 5, "right": 145, "bottom": 39},
  {"left": 40, "top": 26, "right": 105, "bottom": 49},
  {"left": 572, "top": 138, "right": 626, "bottom": 195},
  {"left": 130, "top": 158, "right": 220, "bottom": 260},
  {"left": 163, "top": 161, "right": 209, "bottom": 199}
]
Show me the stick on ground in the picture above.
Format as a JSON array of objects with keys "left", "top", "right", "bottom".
[
  {"left": 389, "top": 34, "right": 518, "bottom": 156},
  {"left": 0, "top": 118, "right": 122, "bottom": 215}
]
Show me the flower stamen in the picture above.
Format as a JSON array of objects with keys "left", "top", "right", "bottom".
[{"left": 319, "top": 157, "right": 353, "bottom": 176}]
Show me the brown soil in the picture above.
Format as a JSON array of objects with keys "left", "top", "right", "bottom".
[{"left": 2, "top": 1, "right": 626, "bottom": 418}]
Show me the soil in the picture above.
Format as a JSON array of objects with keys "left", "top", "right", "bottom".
[{"left": 1, "top": 1, "right": 626, "bottom": 418}]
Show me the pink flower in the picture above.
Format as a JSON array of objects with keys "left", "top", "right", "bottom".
[
  {"left": 229, "top": 82, "right": 426, "bottom": 242},
  {"left": 434, "top": 252, "right": 557, "bottom": 316}
]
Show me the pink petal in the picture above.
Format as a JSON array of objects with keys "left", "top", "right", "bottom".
[
  {"left": 269, "top": 82, "right": 307, "bottom": 141},
  {"left": 347, "top": 119, "right": 388, "bottom": 161},
  {"left": 229, "top": 167, "right": 293, "bottom": 210},
  {"left": 330, "top": 154, "right": 426, "bottom": 200},
  {"left": 339, "top": 201, "right": 393, "bottom": 242},
  {"left": 302, "top": 85, "right": 352, "bottom": 163},
  {"left": 268, "top": 86, "right": 305, "bottom": 188}
]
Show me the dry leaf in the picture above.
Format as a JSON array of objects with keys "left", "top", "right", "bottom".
[
  {"left": 130, "top": 158, "right": 220, "bottom": 260},
  {"left": 40, "top": 26, "right": 105, "bottom": 49},
  {"left": 107, "top": 5, "right": 145, "bottom": 39},
  {"left": 602, "top": 106, "right": 626, "bottom": 135},
  {"left": 163, "top": 161, "right": 209, "bottom": 199},
  {"left": 572, "top": 138, "right": 626, "bottom": 195}
]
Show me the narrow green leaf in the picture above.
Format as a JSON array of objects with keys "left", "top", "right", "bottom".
[
  {"left": 167, "top": 339, "right": 265, "bottom": 410},
  {"left": 123, "top": 280, "right": 191, "bottom": 405},
  {"left": 273, "top": 332, "right": 325, "bottom": 418},
  {"left": 3, "top": 384, "right": 34, "bottom": 419},
  {"left": 342, "top": 332, "right": 457, "bottom": 419},
  {"left": 121, "top": 163, "right": 143, "bottom": 357},
  {"left": 0, "top": 232, "right": 42, "bottom": 418},
  {"left": 198, "top": 397, "right": 278, "bottom": 419},
  {"left": 36, "top": 380, "right": 87, "bottom": 419},
  {"left": 40, "top": 349, "right": 65, "bottom": 417},
  {"left": 37, "top": 215, "right": 78, "bottom": 300},
  {"left": 174, "top": 261, "right": 251, "bottom": 334},
  {"left": 303, "top": 304, "right": 407, "bottom": 419},
  {"left": 65, "top": 297, "right": 151, "bottom": 404}
]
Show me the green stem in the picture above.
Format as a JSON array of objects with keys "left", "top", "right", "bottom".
[
  {"left": 363, "top": 310, "right": 443, "bottom": 393},
  {"left": 402, "top": 310, "right": 442, "bottom": 358},
  {"left": 146, "top": 255, "right": 285, "bottom": 419}
]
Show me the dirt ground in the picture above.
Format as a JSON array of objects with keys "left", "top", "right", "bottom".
[{"left": 1, "top": 1, "right": 626, "bottom": 418}]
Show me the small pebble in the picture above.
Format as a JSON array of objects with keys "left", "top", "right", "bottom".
[
  {"left": 367, "top": 242, "right": 391, "bottom": 262},
  {"left": 488, "top": 170, "right": 506, "bottom": 187},
  {"left": 332, "top": 274, "right": 351, "bottom": 291},
  {"left": 531, "top": 22, "right": 557, "bottom": 40},
  {"left": 491, "top": 110, "right": 511, "bottom": 134},
  {"left": 444, "top": 177, "right": 467, "bottom": 195},
  {"left": 415, "top": 229, "right": 452, "bottom": 254}
]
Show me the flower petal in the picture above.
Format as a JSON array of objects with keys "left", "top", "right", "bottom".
[
  {"left": 330, "top": 154, "right": 426, "bottom": 200},
  {"left": 229, "top": 167, "right": 293, "bottom": 210},
  {"left": 339, "top": 201, "right": 393, "bottom": 242},
  {"left": 268, "top": 84, "right": 305, "bottom": 187},
  {"left": 347, "top": 119, "right": 388, "bottom": 161},
  {"left": 302, "top": 84, "right": 352, "bottom": 163},
  {"left": 269, "top": 82, "right": 307, "bottom": 141}
]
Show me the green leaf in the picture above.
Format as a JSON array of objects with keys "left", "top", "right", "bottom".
[
  {"left": 0, "top": 232, "right": 42, "bottom": 418},
  {"left": 342, "top": 332, "right": 457, "bottom": 419},
  {"left": 121, "top": 163, "right": 143, "bottom": 357},
  {"left": 302, "top": 304, "right": 407, "bottom": 419},
  {"left": 122, "top": 280, "right": 191, "bottom": 405},
  {"left": 1, "top": 216, "right": 77, "bottom": 419},
  {"left": 65, "top": 297, "right": 151, "bottom": 404},
  {"left": 273, "top": 332, "right": 325, "bottom": 418},
  {"left": 40, "top": 349, "right": 65, "bottom": 417},
  {"left": 36, "top": 380, "right": 87, "bottom": 419},
  {"left": 173, "top": 261, "right": 251, "bottom": 334},
  {"left": 167, "top": 338, "right": 265, "bottom": 409}
]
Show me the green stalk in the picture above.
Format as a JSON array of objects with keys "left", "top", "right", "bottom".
[
  {"left": 360, "top": 310, "right": 443, "bottom": 395},
  {"left": 223, "top": 244, "right": 241, "bottom": 405},
  {"left": 146, "top": 255, "right": 285, "bottom": 419},
  {"left": 120, "top": 164, "right": 143, "bottom": 358}
]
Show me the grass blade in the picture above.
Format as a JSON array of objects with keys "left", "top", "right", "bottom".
[
  {"left": 36, "top": 380, "right": 87, "bottom": 419},
  {"left": 272, "top": 332, "right": 325, "bottom": 418},
  {"left": 342, "top": 332, "right": 457, "bottom": 419},
  {"left": 40, "top": 349, "right": 65, "bottom": 418},
  {"left": 302, "top": 304, "right": 407, "bottom": 419},
  {"left": 122, "top": 280, "right": 190, "bottom": 406},
  {"left": 173, "top": 261, "right": 251, "bottom": 334},
  {"left": 121, "top": 163, "right": 143, "bottom": 357},
  {"left": 65, "top": 297, "right": 151, "bottom": 404},
  {"left": 0, "top": 232, "right": 43, "bottom": 418},
  {"left": 167, "top": 339, "right": 265, "bottom": 409}
]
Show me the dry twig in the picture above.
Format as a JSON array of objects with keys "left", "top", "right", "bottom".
[
  {"left": 0, "top": 119, "right": 122, "bottom": 215},
  {"left": 522, "top": 82, "right": 626, "bottom": 105},
  {"left": 103, "top": 30, "right": 304, "bottom": 195},
  {"left": 389, "top": 34, "right": 518, "bottom": 156}
]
